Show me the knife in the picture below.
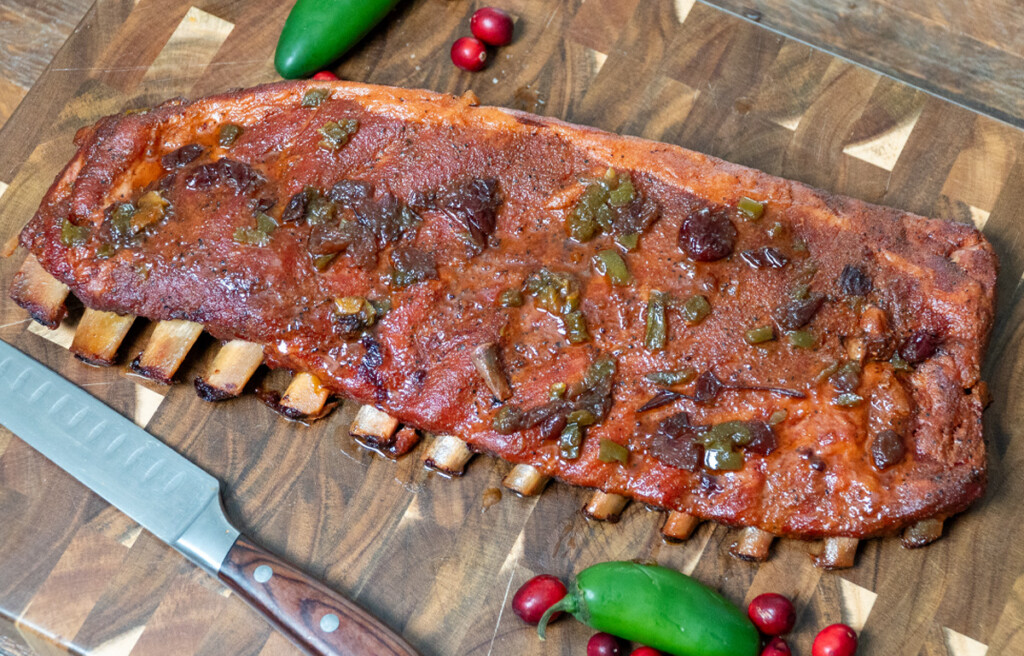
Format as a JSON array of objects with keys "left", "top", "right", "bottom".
[{"left": 0, "top": 340, "right": 418, "bottom": 656}]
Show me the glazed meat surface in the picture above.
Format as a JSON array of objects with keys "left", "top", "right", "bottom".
[{"left": 14, "top": 81, "right": 996, "bottom": 538}]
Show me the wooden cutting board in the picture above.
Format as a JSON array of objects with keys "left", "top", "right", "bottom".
[{"left": 0, "top": 1, "right": 1022, "bottom": 654}]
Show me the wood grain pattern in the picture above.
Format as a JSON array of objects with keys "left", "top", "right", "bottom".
[{"left": 0, "top": 1, "right": 1022, "bottom": 655}]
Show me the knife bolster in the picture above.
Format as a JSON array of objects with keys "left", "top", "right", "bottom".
[{"left": 173, "top": 494, "right": 241, "bottom": 574}]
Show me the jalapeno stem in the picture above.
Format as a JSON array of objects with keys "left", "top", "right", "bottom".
[{"left": 537, "top": 594, "right": 579, "bottom": 640}]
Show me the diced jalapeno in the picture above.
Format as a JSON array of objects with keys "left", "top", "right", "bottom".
[
  {"left": 744, "top": 324, "right": 775, "bottom": 344},
  {"left": 645, "top": 367, "right": 697, "bottom": 386},
  {"left": 788, "top": 330, "right": 817, "bottom": 349},
  {"left": 593, "top": 249, "right": 632, "bottom": 285},
  {"left": 313, "top": 254, "right": 336, "bottom": 271},
  {"left": 301, "top": 88, "right": 330, "bottom": 107},
  {"left": 681, "top": 295, "right": 711, "bottom": 325},
  {"left": 737, "top": 196, "right": 765, "bottom": 220},
  {"left": 767, "top": 221, "right": 784, "bottom": 239},
  {"left": 598, "top": 439, "right": 630, "bottom": 464},
  {"left": 834, "top": 392, "right": 864, "bottom": 407},
  {"left": 96, "top": 243, "right": 116, "bottom": 258},
  {"left": 500, "top": 289, "right": 524, "bottom": 307},
  {"left": 59, "top": 218, "right": 90, "bottom": 247},
  {"left": 130, "top": 190, "right": 169, "bottom": 234},
  {"left": 814, "top": 360, "right": 840, "bottom": 383},
  {"left": 645, "top": 291, "right": 668, "bottom": 351},
  {"left": 563, "top": 310, "right": 590, "bottom": 344},
  {"left": 704, "top": 448, "right": 744, "bottom": 471},
  {"left": 789, "top": 284, "right": 811, "bottom": 300},
  {"left": 318, "top": 119, "right": 359, "bottom": 150},
  {"left": 890, "top": 353, "right": 912, "bottom": 372},
  {"left": 233, "top": 226, "right": 270, "bottom": 246},
  {"left": 559, "top": 422, "right": 582, "bottom": 459},
  {"left": 567, "top": 409, "right": 597, "bottom": 427},
  {"left": 702, "top": 420, "right": 752, "bottom": 447},
  {"left": 218, "top": 123, "right": 243, "bottom": 147},
  {"left": 549, "top": 382, "right": 566, "bottom": 399},
  {"left": 255, "top": 212, "right": 278, "bottom": 234},
  {"left": 768, "top": 409, "right": 788, "bottom": 425},
  {"left": 109, "top": 202, "right": 135, "bottom": 239},
  {"left": 607, "top": 173, "right": 635, "bottom": 207},
  {"left": 306, "top": 195, "right": 335, "bottom": 225},
  {"left": 616, "top": 233, "right": 639, "bottom": 251},
  {"left": 493, "top": 405, "right": 523, "bottom": 434}
]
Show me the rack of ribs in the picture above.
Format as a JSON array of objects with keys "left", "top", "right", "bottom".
[{"left": 8, "top": 80, "right": 996, "bottom": 568}]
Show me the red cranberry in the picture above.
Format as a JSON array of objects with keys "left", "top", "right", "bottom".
[
  {"left": 630, "top": 648, "right": 663, "bottom": 656},
  {"left": 471, "top": 7, "right": 515, "bottom": 46},
  {"left": 311, "top": 71, "right": 339, "bottom": 80},
  {"left": 511, "top": 574, "right": 567, "bottom": 625},
  {"left": 899, "top": 330, "right": 939, "bottom": 363},
  {"left": 451, "top": 37, "right": 488, "bottom": 71},
  {"left": 762, "top": 637, "right": 792, "bottom": 656},
  {"left": 748, "top": 593, "right": 796, "bottom": 635},
  {"left": 812, "top": 624, "right": 858, "bottom": 656},
  {"left": 679, "top": 207, "right": 737, "bottom": 261},
  {"left": 587, "top": 632, "right": 623, "bottom": 656}
]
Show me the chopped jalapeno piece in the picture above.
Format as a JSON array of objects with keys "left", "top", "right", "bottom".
[
  {"left": 130, "top": 190, "right": 169, "bottom": 233},
  {"left": 744, "top": 324, "right": 775, "bottom": 344},
  {"left": 549, "top": 382, "right": 566, "bottom": 399},
  {"left": 218, "top": 123, "right": 243, "bottom": 147},
  {"left": 645, "top": 367, "right": 697, "bottom": 386},
  {"left": 500, "top": 289, "right": 524, "bottom": 307},
  {"left": 313, "top": 253, "right": 336, "bottom": 271},
  {"left": 59, "top": 219, "right": 90, "bottom": 247},
  {"left": 255, "top": 212, "right": 278, "bottom": 234},
  {"left": 598, "top": 439, "right": 630, "bottom": 464},
  {"left": 834, "top": 392, "right": 864, "bottom": 407},
  {"left": 701, "top": 420, "right": 752, "bottom": 447},
  {"left": 645, "top": 291, "right": 668, "bottom": 351},
  {"left": 301, "top": 88, "right": 330, "bottom": 107},
  {"left": 815, "top": 359, "right": 840, "bottom": 383},
  {"left": 705, "top": 448, "right": 744, "bottom": 471},
  {"left": 306, "top": 194, "right": 335, "bottom": 225},
  {"left": 768, "top": 409, "right": 788, "bottom": 425},
  {"left": 681, "top": 295, "right": 711, "bottom": 325},
  {"left": 559, "top": 422, "right": 582, "bottom": 460},
  {"left": 593, "top": 249, "right": 632, "bottom": 285},
  {"left": 607, "top": 174, "right": 635, "bottom": 207},
  {"left": 109, "top": 202, "right": 135, "bottom": 239},
  {"left": 788, "top": 330, "right": 817, "bottom": 349},
  {"left": 566, "top": 182, "right": 608, "bottom": 242},
  {"left": 766, "top": 221, "right": 784, "bottom": 239},
  {"left": 789, "top": 284, "right": 811, "bottom": 300},
  {"left": 616, "top": 232, "right": 639, "bottom": 251},
  {"left": 890, "top": 353, "right": 912, "bottom": 372},
  {"left": 233, "top": 226, "right": 270, "bottom": 246},
  {"left": 563, "top": 310, "right": 591, "bottom": 344},
  {"left": 737, "top": 196, "right": 765, "bottom": 220},
  {"left": 318, "top": 119, "right": 359, "bottom": 150},
  {"left": 96, "top": 243, "right": 116, "bottom": 258},
  {"left": 493, "top": 405, "right": 523, "bottom": 434},
  {"left": 567, "top": 409, "right": 597, "bottom": 427}
]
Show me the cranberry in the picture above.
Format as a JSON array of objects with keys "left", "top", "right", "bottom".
[
  {"left": 839, "top": 264, "right": 872, "bottom": 296},
  {"left": 748, "top": 593, "right": 796, "bottom": 635},
  {"left": 451, "top": 37, "right": 488, "bottom": 71},
  {"left": 587, "top": 632, "right": 624, "bottom": 656},
  {"left": 899, "top": 330, "right": 939, "bottom": 363},
  {"left": 511, "top": 574, "right": 567, "bottom": 625},
  {"left": 630, "top": 648, "right": 663, "bottom": 656},
  {"left": 870, "top": 429, "right": 905, "bottom": 471},
  {"left": 762, "top": 637, "right": 792, "bottom": 656},
  {"left": 812, "top": 624, "right": 858, "bottom": 656},
  {"left": 679, "top": 207, "right": 737, "bottom": 261},
  {"left": 311, "top": 70, "right": 339, "bottom": 80},
  {"left": 470, "top": 7, "right": 515, "bottom": 46}
]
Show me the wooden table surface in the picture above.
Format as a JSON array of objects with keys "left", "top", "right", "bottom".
[{"left": 0, "top": 1, "right": 1022, "bottom": 655}]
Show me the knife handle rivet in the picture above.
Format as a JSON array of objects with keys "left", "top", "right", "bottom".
[
  {"left": 253, "top": 564, "right": 273, "bottom": 583},
  {"left": 320, "top": 613, "right": 340, "bottom": 633}
]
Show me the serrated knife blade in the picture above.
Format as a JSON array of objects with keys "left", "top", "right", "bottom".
[{"left": 0, "top": 340, "right": 417, "bottom": 656}]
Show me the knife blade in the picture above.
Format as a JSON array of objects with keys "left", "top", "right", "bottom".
[{"left": 0, "top": 340, "right": 417, "bottom": 656}]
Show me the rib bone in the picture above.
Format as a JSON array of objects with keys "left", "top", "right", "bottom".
[
  {"left": 902, "top": 518, "right": 943, "bottom": 548},
  {"left": 11, "top": 255, "right": 70, "bottom": 328},
  {"left": 129, "top": 320, "right": 203, "bottom": 383},
  {"left": 258, "top": 372, "right": 337, "bottom": 421},
  {"left": 583, "top": 492, "right": 629, "bottom": 523},
  {"left": 661, "top": 511, "right": 702, "bottom": 541},
  {"left": 350, "top": 405, "right": 401, "bottom": 449},
  {"left": 729, "top": 527, "right": 775, "bottom": 561},
  {"left": 70, "top": 309, "right": 135, "bottom": 365},
  {"left": 194, "top": 339, "right": 263, "bottom": 401},
  {"left": 422, "top": 434, "right": 474, "bottom": 476},
  {"left": 502, "top": 464, "right": 550, "bottom": 496},
  {"left": 813, "top": 537, "right": 859, "bottom": 569}
]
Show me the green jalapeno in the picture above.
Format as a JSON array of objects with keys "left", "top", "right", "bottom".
[{"left": 537, "top": 561, "right": 759, "bottom": 656}]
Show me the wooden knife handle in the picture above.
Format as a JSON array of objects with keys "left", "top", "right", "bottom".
[{"left": 219, "top": 535, "right": 418, "bottom": 656}]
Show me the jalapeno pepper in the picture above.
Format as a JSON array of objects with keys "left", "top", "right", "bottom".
[
  {"left": 275, "top": 0, "right": 403, "bottom": 79},
  {"left": 537, "top": 561, "right": 759, "bottom": 656}
]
